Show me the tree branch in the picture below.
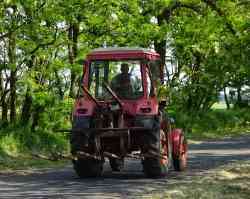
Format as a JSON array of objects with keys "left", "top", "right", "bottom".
[
  {"left": 203, "top": 0, "right": 237, "bottom": 35},
  {"left": 237, "top": 0, "right": 250, "bottom": 6},
  {"left": 160, "top": 1, "right": 201, "bottom": 23},
  {"left": 29, "top": 26, "right": 58, "bottom": 54},
  {"left": 0, "top": 1, "right": 47, "bottom": 40}
]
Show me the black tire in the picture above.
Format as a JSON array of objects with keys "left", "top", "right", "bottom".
[
  {"left": 73, "top": 158, "right": 103, "bottom": 178},
  {"left": 70, "top": 131, "right": 88, "bottom": 155},
  {"left": 143, "top": 157, "right": 168, "bottom": 178},
  {"left": 173, "top": 157, "right": 183, "bottom": 171},
  {"left": 173, "top": 154, "right": 187, "bottom": 171},
  {"left": 109, "top": 158, "right": 124, "bottom": 172},
  {"left": 142, "top": 129, "right": 168, "bottom": 178}
]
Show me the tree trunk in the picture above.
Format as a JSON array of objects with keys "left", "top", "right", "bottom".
[
  {"left": 1, "top": 95, "right": 8, "bottom": 125},
  {"left": 31, "top": 105, "right": 44, "bottom": 131},
  {"left": 68, "top": 23, "right": 79, "bottom": 98},
  {"left": 20, "top": 87, "right": 32, "bottom": 124},
  {"left": 9, "top": 70, "right": 16, "bottom": 122},
  {"left": 154, "top": 40, "right": 166, "bottom": 67},
  {"left": 154, "top": 15, "right": 167, "bottom": 84},
  {"left": 8, "top": 32, "right": 17, "bottom": 122},
  {"left": 223, "top": 87, "right": 230, "bottom": 109},
  {"left": 54, "top": 70, "right": 64, "bottom": 100},
  {"left": 236, "top": 86, "right": 242, "bottom": 107},
  {"left": 20, "top": 56, "right": 35, "bottom": 124},
  {"left": 0, "top": 71, "right": 8, "bottom": 125},
  {"left": 0, "top": 71, "right": 3, "bottom": 96},
  {"left": 154, "top": 40, "right": 166, "bottom": 84}
]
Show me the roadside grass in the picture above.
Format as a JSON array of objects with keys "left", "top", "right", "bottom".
[
  {"left": 0, "top": 126, "right": 70, "bottom": 172},
  {"left": 187, "top": 126, "right": 250, "bottom": 140},
  {"left": 0, "top": 152, "right": 69, "bottom": 173},
  {"left": 149, "top": 160, "right": 250, "bottom": 199},
  {"left": 178, "top": 107, "right": 250, "bottom": 141}
]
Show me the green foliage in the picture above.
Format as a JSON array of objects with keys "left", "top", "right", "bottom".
[
  {"left": 168, "top": 107, "right": 250, "bottom": 140},
  {"left": 0, "top": 134, "right": 22, "bottom": 157},
  {"left": 0, "top": 125, "right": 69, "bottom": 158},
  {"left": 37, "top": 98, "right": 73, "bottom": 130}
]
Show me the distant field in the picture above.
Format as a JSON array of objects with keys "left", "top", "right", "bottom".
[{"left": 211, "top": 102, "right": 227, "bottom": 109}]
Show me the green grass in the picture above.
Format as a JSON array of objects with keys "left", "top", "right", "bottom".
[
  {"left": 0, "top": 126, "right": 70, "bottom": 172},
  {"left": 187, "top": 127, "right": 250, "bottom": 140},
  {"left": 0, "top": 152, "right": 69, "bottom": 172},
  {"left": 149, "top": 160, "right": 250, "bottom": 199},
  {"left": 173, "top": 108, "right": 250, "bottom": 140}
]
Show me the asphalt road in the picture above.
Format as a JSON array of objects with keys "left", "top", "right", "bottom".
[{"left": 1, "top": 135, "right": 250, "bottom": 199}]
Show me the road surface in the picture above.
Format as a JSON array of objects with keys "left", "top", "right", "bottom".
[{"left": 0, "top": 135, "right": 250, "bottom": 199}]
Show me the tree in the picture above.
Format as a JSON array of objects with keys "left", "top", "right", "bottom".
[{"left": 0, "top": 0, "right": 249, "bottom": 130}]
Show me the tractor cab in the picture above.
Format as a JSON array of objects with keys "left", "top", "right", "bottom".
[{"left": 76, "top": 47, "right": 161, "bottom": 118}]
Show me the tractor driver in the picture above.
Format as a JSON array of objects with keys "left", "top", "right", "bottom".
[{"left": 110, "top": 63, "right": 133, "bottom": 99}]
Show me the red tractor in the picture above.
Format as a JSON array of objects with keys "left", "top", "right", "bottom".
[{"left": 71, "top": 47, "right": 187, "bottom": 178}]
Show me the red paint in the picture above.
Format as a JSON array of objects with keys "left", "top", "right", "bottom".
[
  {"left": 171, "top": 128, "right": 184, "bottom": 157},
  {"left": 73, "top": 98, "right": 96, "bottom": 116},
  {"left": 73, "top": 97, "right": 158, "bottom": 117}
]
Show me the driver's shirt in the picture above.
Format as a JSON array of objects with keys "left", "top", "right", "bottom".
[{"left": 110, "top": 73, "right": 133, "bottom": 99}]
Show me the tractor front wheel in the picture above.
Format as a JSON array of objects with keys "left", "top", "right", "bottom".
[{"left": 73, "top": 158, "right": 103, "bottom": 178}]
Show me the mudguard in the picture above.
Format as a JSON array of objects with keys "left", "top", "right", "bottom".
[{"left": 171, "top": 128, "right": 186, "bottom": 158}]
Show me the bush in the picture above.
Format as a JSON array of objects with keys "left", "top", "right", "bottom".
[
  {"left": 0, "top": 126, "right": 69, "bottom": 158},
  {"left": 0, "top": 97, "right": 72, "bottom": 160},
  {"left": 167, "top": 108, "right": 250, "bottom": 139}
]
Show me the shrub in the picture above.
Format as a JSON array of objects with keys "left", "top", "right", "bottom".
[{"left": 167, "top": 107, "right": 250, "bottom": 139}]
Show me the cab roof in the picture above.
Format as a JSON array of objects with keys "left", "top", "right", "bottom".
[{"left": 86, "top": 47, "right": 160, "bottom": 61}]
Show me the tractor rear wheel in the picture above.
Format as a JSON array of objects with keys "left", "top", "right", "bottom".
[
  {"left": 73, "top": 158, "right": 103, "bottom": 178},
  {"left": 173, "top": 135, "right": 187, "bottom": 171},
  {"left": 142, "top": 130, "right": 168, "bottom": 178},
  {"left": 109, "top": 158, "right": 124, "bottom": 171}
]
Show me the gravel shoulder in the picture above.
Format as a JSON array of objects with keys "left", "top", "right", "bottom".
[{"left": 0, "top": 135, "right": 250, "bottom": 199}]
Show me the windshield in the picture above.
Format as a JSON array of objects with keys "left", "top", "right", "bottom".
[{"left": 89, "top": 60, "right": 143, "bottom": 100}]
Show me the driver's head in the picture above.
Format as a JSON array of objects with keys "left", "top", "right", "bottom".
[{"left": 121, "top": 63, "right": 129, "bottom": 74}]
